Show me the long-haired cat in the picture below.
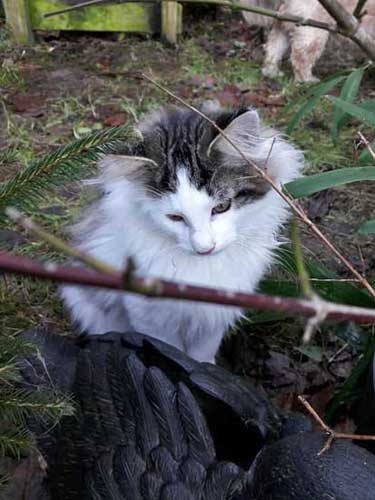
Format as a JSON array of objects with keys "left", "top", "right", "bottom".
[
  {"left": 61, "top": 104, "right": 303, "bottom": 363},
  {"left": 241, "top": 0, "right": 375, "bottom": 82}
]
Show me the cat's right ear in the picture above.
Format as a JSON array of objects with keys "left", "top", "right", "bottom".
[
  {"left": 99, "top": 155, "right": 158, "bottom": 183},
  {"left": 207, "top": 109, "right": 260, "bottom": 158}
]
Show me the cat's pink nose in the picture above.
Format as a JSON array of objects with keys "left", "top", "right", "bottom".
[{"left": 197, "top": 245, "right": 216, "bottom": 255}]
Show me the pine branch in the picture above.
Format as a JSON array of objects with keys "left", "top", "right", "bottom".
[
  {"left": 0, "top": 389, "right": 74, "bottom": 425},
  {"left": 0, "top": 427, "right": 30, "bottom": 459},
  {"left": 0, "top": 333, "right": 74, "bottom": 459},
  {"left": 0, "top": 125, "right": 134, "bottom": 221}
]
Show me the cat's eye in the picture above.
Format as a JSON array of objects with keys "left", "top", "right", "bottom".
[
  {"left": 235, "top": 189, "right": 252, "bottom": 198},
  {"left": 212, "top": 200, "right": 231, "bottom": 215},
  {"left": 167, "top": 214, "right": 185, "bottom": 222}
]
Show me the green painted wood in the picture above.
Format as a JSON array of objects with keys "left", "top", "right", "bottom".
[
  {"left": 161, "top": 1, "right": 177, "bottom": 43},
  {"left": 3, "top": 0, "right": 34, "bottom": 43},
  {"left": 29, "top": 0, "right": 160, "bottom": 33}
]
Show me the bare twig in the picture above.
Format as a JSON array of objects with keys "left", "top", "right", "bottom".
[
  {"left": 358, "top": 131, "right": 375, "bottom": 162},
  {"left": 42, "top": 0, "right": 340, "bottom": 36},
  {"left": 298, "top": 395, "right": 375, "bottom": 455},
  {"left": 328, "top": 342, "right": 349, "bottom": 364},
  {"left": 318, "top": 0, "right": 375, "bottom": 60},
  {"left": 353, "top": 0, "right": 368, "bottom": 19},
  {"left": 43, "top": 0, "right": 112, "bottom": 17},
  {"left": 5, "top": 207, "right": 116, "bottom": 275},
  {"left": 3, "top": 250, "right": 375, "bottom": 324},
  {"left": 302, "top": 294, "right": 328, "bottom": 344},
  {"left": 141, "top": 73, "right": 375, "bottom": 300},
  {"left": 42, "top": 0, "right": 375, "bottom": 60}
]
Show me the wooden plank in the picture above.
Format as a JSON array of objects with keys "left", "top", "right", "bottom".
[
  {"left": 3, "top": 0, "right": 34, "bottom": 43},
  {"left": 29, "top": 0, "right": 159, "bottom": 33},
  {"left": 161, "top": 1, "right": 181, "bottom": 44}
]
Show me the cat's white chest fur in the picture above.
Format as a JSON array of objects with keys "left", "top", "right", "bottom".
[{"left": 61, "top": 105, "right": 303, "bottom": 362}]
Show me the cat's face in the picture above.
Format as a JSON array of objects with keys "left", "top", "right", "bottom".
[
  {"left": 100, "top": 105, "right": 301, "bottom": 256},
  {"left": 151, "top": 168, "right": 239, "bottom": 255}
]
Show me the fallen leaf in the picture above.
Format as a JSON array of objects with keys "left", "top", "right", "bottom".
[
  {"left": 306, "top": 190, "right": 333, "bottom": 221},
  {"left": 11, "top": 94, "right": 46, "bottom": 117},
  {"left": 103, "top": 113, "right": 127, "bottom": 127}
]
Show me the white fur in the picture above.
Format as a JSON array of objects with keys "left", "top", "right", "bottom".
[
  {"left": 242, "top": 0, "right": 375, "bottom": 82},
  {"left": 61, "top": 110, "right": 303, "bottom": 363}
]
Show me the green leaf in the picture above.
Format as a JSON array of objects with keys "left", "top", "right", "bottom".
[
  {"left": 357, "top": 219, "right": 375, "bottom": 235},
  {"left": 327, "top": 96, "right": 375, "bottom": 128},
  {"left": 326, "top": 335, "right": 375, "bottom": 421},
  {"left": 359, "top": 141, "right": 375, "bottom": 165},
  {"left": 269, "top": 246, "right": 375, "bottom": 308},
  {"left": 284, "top": 167, "right": 375, "bottom": 199},
  {"left": 286, "top": 75, "right": 347, "bottom": 134},
  {"left": 333, "top": 321, "right": 367, "bottom": 350},
  {"left": 295, "top": 345, "right": 323, "bottom": 362},
  {"left": 331, "top": 68, "right": 364, "bottom": 141}
]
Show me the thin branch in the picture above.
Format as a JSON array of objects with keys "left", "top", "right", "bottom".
[
  {"left": 318, "top": 0, "right": 375, "bottom": 60},
  {"left": 42, "top": 0, "right": 375, "bottom": 60},
  {"left": 298, "top": 395, "right": 375, "bottom": 455},
  {"left": 353, "top": 0, "right": 368, "bottom": 19},
  {"left": 43, "top": 0, "right": 112, "bottom": 17},
  {"left": 302, "top": 294, "right": 328, "bottom": 344},
  {"left": 42, "top": 0, "right": 340, "bottom": 36},
  {"left": 6, "top": 208, "right": 115, "bottom": 275},
  {"left": 2, "top": 250, "right": 375, "bottom": 324},
  {"left": 140, "top": 73, "right": 375, "bottom": 300},
  {"left": 358, "top": 131, "right": 375, "bottom": 162}
]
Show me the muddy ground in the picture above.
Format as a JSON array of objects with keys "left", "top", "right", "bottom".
[{"left": 1, "top": 7, "right": 375, "bottom": 423}]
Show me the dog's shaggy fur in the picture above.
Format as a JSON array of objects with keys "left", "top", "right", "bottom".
[{"left": 241, "top": 0, "right": 375, "bottom": 81}]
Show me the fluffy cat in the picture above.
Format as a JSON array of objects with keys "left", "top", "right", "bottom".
[
  {"left": 241, "top": 0, "right": 375, "bottom": 82},
  {"left": 61, "top": 104, "right": 303, "bottom": 363}
]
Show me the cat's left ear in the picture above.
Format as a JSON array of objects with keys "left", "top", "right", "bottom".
[
  {"left": 99, "top": 154, "right": 158, "bottom": 183},
  {"left": 207, "top": 109, "right": 260, "bottom": 157}
]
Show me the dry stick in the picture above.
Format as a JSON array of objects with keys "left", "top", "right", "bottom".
[
  {"left": 42, "top": 0, "right": 375, "bottom": 60},
  {"left": 4, "top": 250, "right": 375, "bottom": 324},
  {"left": 141, "top": 73, "right": 375, "bottom": 300},
  {"left": 43, "top": 0, "right": 112, "bottom": 17},
  {"left": 353, "top": 0, "right": 369, "bottom": 19},
  {"left": 298, "top": 395, "right": 375, "bottom": 455},
  {"left": 318, "top": 0, "right": 375, "bottom": 60},
  {"left": 42, "top": 0, "right": 340, "bottom": 36},
  {"left": 5, "top": 207, "right": 116, "bottom": 275},
  {"left": 358, "top": 131, "right": 375, "bottom": 162}
]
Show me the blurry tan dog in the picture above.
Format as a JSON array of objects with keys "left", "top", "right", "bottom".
[{"left": 240, "top": 0, "right": 375, "bottom": 81}]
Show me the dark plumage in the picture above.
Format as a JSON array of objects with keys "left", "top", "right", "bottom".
[{"left": 20, "top": 329, "right": 375, "bottom": 500}]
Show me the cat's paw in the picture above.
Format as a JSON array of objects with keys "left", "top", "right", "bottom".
[
  {"left": 262, "top": 64, "right": 284, "bottom": 79},
  {"left": 295, "top": 75, "right": 320, "bottom": 83}
]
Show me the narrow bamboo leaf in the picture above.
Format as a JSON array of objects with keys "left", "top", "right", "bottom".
[
  {"left": 271, "top": 246, "right": 375, "bottom": 308},
  {"left": 357, "top": 219, "right": 375, "bottom": 235},
  {"left": 284, "top": 167, "right": 375, "bottom": 199},
  {"left": 359, "top": 141, "right": 375, "bottom": 165},
  {"left": 331, "top": 68, "right": 364, "bottom": 141},
  {"left": 333, "top": 96, "right": 374, "bottom": 135},
  {"left": 327, "top": 96, "right": 375, "bottom": 128},
  {"left": 286, "top": 75, "right": 346, "bottom": 134}
]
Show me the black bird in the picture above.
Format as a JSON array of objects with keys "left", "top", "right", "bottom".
[{"left": 20, "top": 329, "right": 375, "bottom": 500}]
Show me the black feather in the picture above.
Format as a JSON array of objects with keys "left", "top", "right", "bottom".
[{"left": 144, "top": 366, "right": 187, "bottom": 461}]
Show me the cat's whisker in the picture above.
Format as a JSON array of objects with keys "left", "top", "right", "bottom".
[{"left": 145, "top": 187, "right": 164, "bottom": 197}]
